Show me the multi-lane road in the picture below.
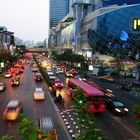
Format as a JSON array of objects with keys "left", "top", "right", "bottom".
[
  {"left": 0, "top": 64, "right": 71, "bottom": 140},
  {"left": 56, "top": 67, "right": 140, "bottom": 140},
  {"left": 0, "top": 58, "right": 140, "bottom": 140}
]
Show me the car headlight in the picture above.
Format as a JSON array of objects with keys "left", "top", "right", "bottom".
[
  {"left": 124, "top": 108, "right": 129, "bottom": 112},
  {"left": 115, "top": 108, "right": 121, "bottom": 112}
]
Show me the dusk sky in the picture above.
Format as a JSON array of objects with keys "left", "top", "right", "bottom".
[{"left": 0, "top": 0, "right": 49, "bottom": 42}]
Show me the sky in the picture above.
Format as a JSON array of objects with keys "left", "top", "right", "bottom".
[{"left": 0, "top": 0, "right": 49, "bottom": 42}]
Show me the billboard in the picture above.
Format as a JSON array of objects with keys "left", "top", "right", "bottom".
[
  {"left": 57, "top": 23, "right": 75, "bottom": 49},
  {"left": 132, "top": 18, "right": 140, "bottom": 31}
]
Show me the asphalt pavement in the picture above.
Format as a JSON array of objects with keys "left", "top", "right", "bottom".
[{"left": 0, "top": 64, "right": 72, "bottom": 140}]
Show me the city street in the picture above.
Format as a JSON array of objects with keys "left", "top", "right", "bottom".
[
  {"left": 0, "top": 64, "right": 71, "bottom": 140},
  {"left": 1, "top": 0, "right": 140, "bottom": 140},
  {"left": 53, "top": 70, "right": 140, "bottom": 140}
]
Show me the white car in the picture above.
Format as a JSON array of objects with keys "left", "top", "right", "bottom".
[
  {"left": 4, "top": 72, "right": 12, "bottom": 78},
  {"left": 47, "top": 70, "right": 53, "bottom": 74},
  {"left": 32, "top": 67, "right": 38, "bottom": 72},
  {"left": 34, "top": 88, "right": 45, "bottom": 100},
  {"left": 56, "top": 68, "right": 63, "bottom": 74},
  {"left": 48, "top": 73, "right": 56, "bottom": 80},
  {"left": 0, "top": 82, "right": 6, "bottom": 91}
]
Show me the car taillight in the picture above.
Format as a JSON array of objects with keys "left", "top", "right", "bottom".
[
  {"left": 3, "top": 108, "right": 8, "bottom": 116},
  {"left": 16, "top": 108, "right": 19, "bottom": 113}
]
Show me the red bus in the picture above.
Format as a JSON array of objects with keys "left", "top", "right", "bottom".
[{"left": 67, "top": 78, "right": 106, "bottom": 113}]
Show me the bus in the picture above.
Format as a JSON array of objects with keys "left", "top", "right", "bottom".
[{"left": 67, "top": 78, "right": 106, "bottom": 113}]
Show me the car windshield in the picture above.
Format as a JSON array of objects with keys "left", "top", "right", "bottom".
[
  {"left": 35, "top": 91, "right": 43, "bottom": 94},
  {"left": 8, "top": 107, "right": 17, "bottom": 111},
  {"left": 49, "top": 73, "right": 55, "bottom": 76},
  {"left": 6, "top": 72, "right": 10, "bottom": 74},
  {"left": 55, "top": 80, "right": 61, "bottom": 83},
  {"left": 48, "top": 72, "right": 53, "bottom": 75},
  {"left": 113, "top": 101, "right": 124, "bottom": 107},
  {"left": 0, "top": 83, "right": 4, "bottom": 86}
]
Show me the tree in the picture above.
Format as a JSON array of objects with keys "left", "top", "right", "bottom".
[
  {"left": 0, "top": 50, "right": 18, "bottom": 68},
  {"left": 132, "top": 104, "right": 140, "bottom": 130},
  {"left": 73, "top": 88, "right": 108, "bottom": 140},
  {"left": 55, "top": 49, "right": 85, "bottom": 69},
  {"left": 18, "top": 114, "right": 47, "bottom": 140},
  {"left": 51, "top": 50, "right": 58, "bottom": 60}
]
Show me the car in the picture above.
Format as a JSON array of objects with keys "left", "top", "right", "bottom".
[
  {"left": 70, "top": 69, "right": 78, "bottom": 75},
  {"left": 9, "top": 68, "right": 16, "bottom": 73},
  {"left": 34, "top": 88, "right": 45, "bottom": 100},
  {"left": 0, "top": 82, "right": 6, "bottom": 91},
  {"left": 86, "top": 81, "right": 100, "bottom": 89},
  {"left": 105, "top": 98, "right": 129, "bottom": 115},
  {"left": 11, "top": 78, "right": 20, "bottom": 86},
  {"left": 37, "top": 117, "right": 58, "bottom": 140},
  {"left": 32, "top": 67, "right": 38, "bottom": 72},
  {"left": 3, "top": 100, "right": 22, "bottom": 120},
  {"left": 55, "top": 68, "right": 63, "bottom": 74},
  {"left": 53, "top": 79, "right": 63, "bottom": 88},
  {"left": 47, "top": 70, "right": 54, "bottom": 75},
  {"left": 33, "top": 64, "right": 37, "bottom": 67},
  {"left": 61, "top": 66, "right": 68, "bottom": 72},
  {"left": 47, "top": 71, "right": 56, "bottom": 80},
  {"left": 65, "top": 71, "right": 73, "bottom": 77},
  {"left": 75, "top": 75, "right": 87, "bottom": 81},
  {"left": 35, "top": 73, "right": 42, "bottom": 81},
  {"left": 98, "top": 76, "right": 114, "bottom": 82},
  {"left": 4, "top": 72, "right": 12, "bottom": 78},
  {"left": 19, "top": 68, "right": 24, "bottom": 73}
]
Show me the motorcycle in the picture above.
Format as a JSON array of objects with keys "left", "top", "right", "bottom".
[{"left": 54, "top": 96, "right": 64, "bottom": 104}]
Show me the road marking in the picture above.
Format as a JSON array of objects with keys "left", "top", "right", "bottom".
[{"left": 109, "top": 113, "right": 140, "bottom": 138}]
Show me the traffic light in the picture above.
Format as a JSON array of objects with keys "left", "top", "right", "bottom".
[{"left": 79, "top": 100, "right": 83, "bottom": 104}]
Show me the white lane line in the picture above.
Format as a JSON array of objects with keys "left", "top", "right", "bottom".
[{"left": 113, "top": 116, "right": 139, "bottom": 137}]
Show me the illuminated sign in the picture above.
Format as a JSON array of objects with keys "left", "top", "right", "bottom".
[
  {"left": 133, "top": 19, "right": 140, "bottom": 31},
  {"left": 0, "top": 62, "right": 4, "bottom": 68}
]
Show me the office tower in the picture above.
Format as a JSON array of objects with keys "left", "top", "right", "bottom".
[{"left": 50, "top": 0, "right": 69, "bottom": 28}]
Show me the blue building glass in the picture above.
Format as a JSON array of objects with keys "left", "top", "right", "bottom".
[
  {"left": 103, "top": 0, "right": 140, "bottom": 6},
  {"left": 50, "top": 0, "right": 69, "bottom": 28},
  {"left": 88, "top": 4, "right": 140, "bottom": 60}
]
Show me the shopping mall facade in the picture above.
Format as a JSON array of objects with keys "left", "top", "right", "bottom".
[{"left": 53, "top": 3, "right": 140, "bottom": 61}]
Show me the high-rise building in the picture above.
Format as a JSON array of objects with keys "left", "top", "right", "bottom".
[
  {"left": 49, "top": 0, "right": 69, "bottom": 28},
  {"left": 0, "top": 26, "right": 14, "bottom": 50},
  {"left": 102, "top": 0, "right": 140, "bottom": 6}
]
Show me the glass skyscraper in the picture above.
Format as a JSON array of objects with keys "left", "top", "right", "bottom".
[
  {"left": 50, "top": 0, "right": 69, "bottom": 28},
  {"left": 102, "top": 0, "right": 140, "bottom": 6}
]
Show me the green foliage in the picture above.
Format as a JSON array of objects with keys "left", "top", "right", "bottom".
[
  {"left": 74, "top": 88, "right": 108, "bottom": 140},
  {"left": 132, "top": 104, "right": 140, "bottom": 115},
  {"left": 0, "top": 136, "right": 14, "bottom": 140},
  {"left": 18, "top": 114, "right": 38, "bottom": 140},
  {"left": 51, "top": 50, "right": 58, "bottom": 60},
  {"left": 0, "top": 50, "right": 17, "bottom": 65},
  {"left": 51, "top": 49, "right": 85, "bottom": 66},
  {"left": 33, "top": 56, "right": 52, "bottom": 86},
  {"left": 132, "top": 104, "right": 140, "bottom": 130}
]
